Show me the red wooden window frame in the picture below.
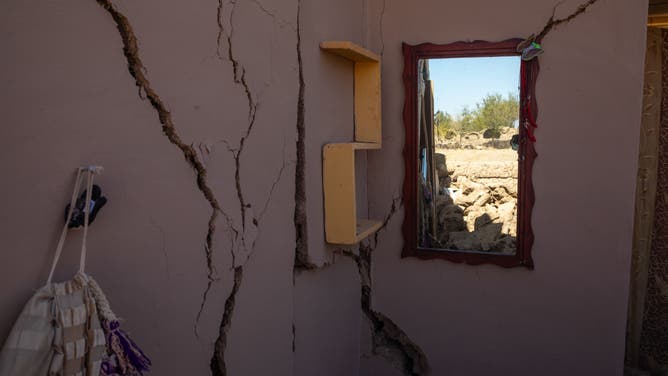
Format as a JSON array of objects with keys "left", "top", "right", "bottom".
[{"left": 401, "top": 39, "right": 537, "bottom": 269}]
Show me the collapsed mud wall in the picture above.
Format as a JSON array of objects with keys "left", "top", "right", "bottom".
[{"left": 430, "top": 132, "right": 519, "bottom": 253}]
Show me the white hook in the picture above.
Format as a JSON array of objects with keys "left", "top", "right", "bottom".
[{"left": 79, "top": 165, "right": 104, "bottom": 174}]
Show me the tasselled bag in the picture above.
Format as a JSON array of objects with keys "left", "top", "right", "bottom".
[{"left": 0, "top": 168, "right": 150, "bottom": 376}]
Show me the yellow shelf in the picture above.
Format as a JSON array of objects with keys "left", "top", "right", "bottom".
[
  {"left": 320, "top": 41, "right": 382, "bottom": 144},
  {"left": 321, "top": 41, "right": 382, "bottom": 245},
  {"left": 649, "top": 15, "right": 668, "bottom": 27},
  {"left": 323, "top": 144, "right": 382, "bottom": 244},
  {"left": 319, "top": 41, "right": 380, "bottom": 62},
  {"left": 325, "top": 142, "right": 381, "bottom": 150}
]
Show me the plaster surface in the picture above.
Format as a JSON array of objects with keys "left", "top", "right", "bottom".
[
  {"left": 0, "top": 0, "right": 364, "bottom": 374},
  {"left": 0, "top": 0, "right": 649, "bottom": 375},
  {"left": 365, "top": 0, "right": 648, "bottom": 374}
]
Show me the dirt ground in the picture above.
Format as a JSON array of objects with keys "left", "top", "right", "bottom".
[{"left": 438, "top": 148, "right": 518, "bottom": 163}]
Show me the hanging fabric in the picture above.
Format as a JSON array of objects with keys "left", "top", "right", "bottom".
[
  {"left": 0, "top": 167, "right": 150, "bottom": 376},
  {"left": 0, "top": 167, "right": 106, "bottom": 376}
]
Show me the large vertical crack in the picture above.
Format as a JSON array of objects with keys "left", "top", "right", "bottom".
[
  {"left": 379, "top": 0, "right": 386, "bottom": 57},
  {"left": 211, "top": 266, "right": 244, "bottom": 376},
  {"left": 250, "top": 138, "right": 289, "bottom": 250},
  {"left": 353, "top": 244, "right": 429, "bottom": 376},
  {"left": 290, "top": 0, "right": 311, "bottom": 363},
  {"left": 338, "top": 244, "right": 430, "bottom": 376},
  {"left": 338, "top": 198, "right": 428, "bottom": 375},
  {"left": 209, "top": 0, "right": 292, "bottom": 373},
  {"left": 216, "top": 0, "right": 259, "bottom": 238},
  {"left": 293, "top": 0, "right": 312, "bottom": 271}
]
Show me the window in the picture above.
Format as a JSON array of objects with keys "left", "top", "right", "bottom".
[{"left": 402, "top": 39, "right": 536, "bottom": 268}]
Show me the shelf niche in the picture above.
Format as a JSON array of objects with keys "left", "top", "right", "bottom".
[{"left": 321, "top": 41, "right": 382, "bottom": 245}]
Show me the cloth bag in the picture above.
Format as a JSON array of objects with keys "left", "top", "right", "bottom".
[{"left": 0, "top": 168, "right": 108, "bottom": 376}]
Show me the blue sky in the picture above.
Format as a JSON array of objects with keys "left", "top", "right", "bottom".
[{"left": 428, "top": 56, "right": 521, "bottom": 117}]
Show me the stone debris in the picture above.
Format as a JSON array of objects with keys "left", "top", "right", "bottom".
[{"left": 432, "top": 131, "right": 518, "bottom": 254}]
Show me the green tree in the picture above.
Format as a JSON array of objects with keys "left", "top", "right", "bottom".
[
  {"left": 459, "top": 107, "right": 477, "bottom": 133},
  {"left": 474, "top": 93, "right": 519, "bottom": 133}
]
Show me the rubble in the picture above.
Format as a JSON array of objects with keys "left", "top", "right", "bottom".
[{"left": 430, "top": 129, "right": 518, "bottom": 254}]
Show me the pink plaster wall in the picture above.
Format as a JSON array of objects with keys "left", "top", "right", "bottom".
[
  {"left": 364, "top": 0, "right": 648, "bottom": 375},
  {"left": 0, "top": 0, "right": 649, "bottom": 374},
  {"left": 0, "top": 0, "right": 365, "bottom": 374}
]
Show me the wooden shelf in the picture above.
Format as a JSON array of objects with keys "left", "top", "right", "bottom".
[
  {"left": 321, "top": 41, "right": 382, "bottom": 245},
  {"left": 649, "top": 15, "right": 668, "bottom": 27},
  {"left": 320, "top": 41, "right": 380, "bottom": 62},
  {"left": 320, "top": 41, "right": 382, "bottom": 144},
  {"left": 323, "top": 143, "right": 382, "bottom": 244},
  {"left": 325, "top": 142, "right": 381, "bottom": 150}
]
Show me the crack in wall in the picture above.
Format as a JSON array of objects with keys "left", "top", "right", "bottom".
[
  {"left": 247, "top": 0, "right": 297, "bottom": 31},
  {"left": 373, "top": 196, "right": 401, "bottom": 247},
  {"left": 250, "top": 138, "right": 290, "bottom": 251},
  {"left": 212, "top": 0, "right": 294, "bottom": 254},
  {"left": 379, "top": 0, "right": 386, "bottom": 57},
  {"left": 216, "top": 0, "right": 226, "bottom": 60},
  {"left": 293, "top": 0, "right": 313, "bottom": 271},
  {"left": 216, "top": 0, "right": 259, "bottom": 238},
  {"left": 339, "top": 241, "right": 428, "bottom": 376},
  {"left": 289, "top": 0, "right": 315, "bottom": 364},
  {"left": 208, "top": 0, "right": 295, "bottom": 373},
  {"left": 256, "top": 140, "right": 288, "bottom": 225},
  {"left": 357, "top": 245, "right": 429, "bottom": 376},
  {"left": 331, "top": 198, "right": 428, "bottom": 375},
  {"left": 534, "top": 0, "right": 600, "bottom": 43},
  {"left": 92, "top": 0, "right": 238, "bottom": 297},
  {"left": 211, "top": 266, "right": 244, "bottom": 376},
  {"left": 209, "top": 139, "right": 286, "bottom": 371}
]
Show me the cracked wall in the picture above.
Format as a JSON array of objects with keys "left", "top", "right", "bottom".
[
  {"left": 0, "top": 0, "right": 370, "bottom": 374},
  {"left": 0, "top": 0, "right": 300, "bottom": 374},
  {"left": 364, "top": 0, "right": 647, "bottom": 375},
  {"left": 291, "top": 0, "right": 375, "bottom": 374},
  {"left": 0, "top": 0, "right": 649, "bottom": 375}
]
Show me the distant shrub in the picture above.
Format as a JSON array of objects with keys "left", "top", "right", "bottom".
[
  {"left": 444, "top": 129, "right": 457, "bottom": 139},
  {"left": 483, "top": 128, "right": 501, "bottom": 139}
]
